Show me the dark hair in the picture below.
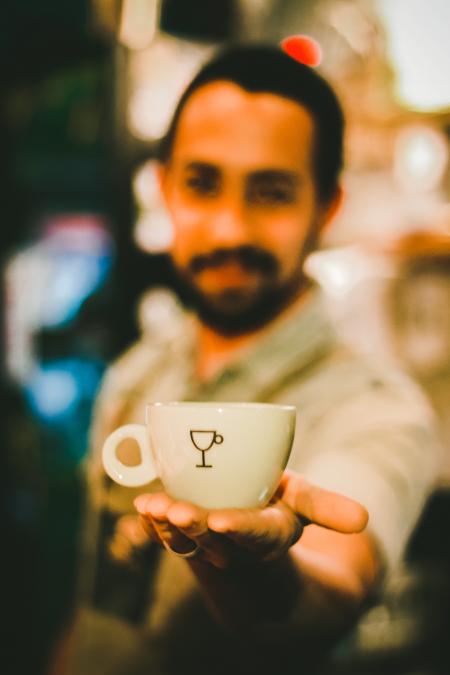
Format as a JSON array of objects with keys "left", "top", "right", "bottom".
[{"left": 158, "top": 44, "right": 344, "bottom": 203}]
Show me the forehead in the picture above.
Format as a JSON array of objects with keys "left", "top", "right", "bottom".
[{"left": 170, "top": 81, "right": 315, "bottom": 172}]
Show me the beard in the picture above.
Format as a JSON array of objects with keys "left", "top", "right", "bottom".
[{"left": 171, "top": 244, "right": 310, "bottom": 336}]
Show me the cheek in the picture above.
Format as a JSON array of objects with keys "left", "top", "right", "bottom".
[
  {"left": 168, "top": 199, "right": 206, "bottom": 262},
  {"left": 167, "top": 194, "right": 202, "bottom": 231},
  {"left": 258, "top": 215, "right": 311, "bottom": 257},
  {"left": 254, "top": 187, "right": 317, "bottom": 254}
]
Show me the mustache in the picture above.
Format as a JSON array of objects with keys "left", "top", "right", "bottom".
[{"left": 189, "top": 246, "right": 279, "bottom": 276}]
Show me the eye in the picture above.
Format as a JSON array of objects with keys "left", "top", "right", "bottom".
[
  {"left": 184, "top": 172, "right": 219, "bottom": 197},
  {"left": 247, "top": 182, "right": 295, "bottom": 205}
]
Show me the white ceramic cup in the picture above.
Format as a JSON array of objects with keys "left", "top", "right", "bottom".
[{"left": 102, "top": 401, "right": 296, "bottom": 509}]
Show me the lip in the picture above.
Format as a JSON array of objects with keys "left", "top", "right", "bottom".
[{"left": 197, "top": 262, "right": 260, "bottom": 289}]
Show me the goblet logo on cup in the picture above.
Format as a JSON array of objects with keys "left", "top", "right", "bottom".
[{"left": 190, "top": 430, "right": 224, "bottom": 468}]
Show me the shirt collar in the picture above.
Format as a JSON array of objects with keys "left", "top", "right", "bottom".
[{"left": 192, "top": 288, "right": 336, "bottom": 400}]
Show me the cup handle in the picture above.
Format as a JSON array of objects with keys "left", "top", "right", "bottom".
[{"left": 102, "top": 424, "right": 157, "bottom": 487}]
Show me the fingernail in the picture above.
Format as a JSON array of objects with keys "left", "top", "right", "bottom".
[
  {"left": 152, "top": 519, "right": 176, "bottom": 546},
  {"left": 134, "top": 496, "right": 147, "bottom": 512},
  {"left": 207, "top": 515, "right": 229, "bottom": 533}
]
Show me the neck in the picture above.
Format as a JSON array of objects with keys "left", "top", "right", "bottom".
[{"left": 195, "top": 284, "right": 312, "bottom": 382}]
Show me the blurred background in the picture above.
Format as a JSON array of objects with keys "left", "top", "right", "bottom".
[{"left": 1, "top": 1, "right": 449, "bottom": 674}]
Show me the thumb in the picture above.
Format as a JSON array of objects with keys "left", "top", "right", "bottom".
[{"left": 281, "top": 472, "right": 368, "bottom": 534}]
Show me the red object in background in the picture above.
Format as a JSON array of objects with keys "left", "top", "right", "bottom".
[{"left": 281, "top": 35, "right": 322, "bottom": 67}]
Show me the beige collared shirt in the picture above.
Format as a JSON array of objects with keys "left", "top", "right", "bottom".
[{"left": 70, "top": 289, "right": 440, "bottom": 674}]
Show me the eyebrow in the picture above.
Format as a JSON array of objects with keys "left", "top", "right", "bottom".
[
  {"left": 183, "top": 161, "right": 219, "bottom": 174},
  {"left": 248, "top": 170, "right": 299, "bottom": 185},
  {"left": 183, "top": 163, "right": 299, "bottom": 184}
]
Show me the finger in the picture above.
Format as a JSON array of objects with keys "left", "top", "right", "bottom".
[
  {"left": 282, "top": 472, "right": 368, "bottom": 533},
  {"left": 110, "top": 514, "right": 157, "bottom": 563},
  {"left": 167, "top": 502, "right": 234, "bottom": 568},
  {"left": 109, "top": 532, "right": 135, "bottom": 562},
  {"left": 134, "top": 492, "right": 173, "bottom": 520},
  {"left": 134, "top": 493, "right": 196, "bottom": 555},
  {"left": 207, "top": 501, "right": 303, "bottom": 560},
  {"left": 117, "top": 515, "right": 154, "bottom": 547},
  {"left": 138, "top": 514, "right": 162, "bottom": 543}
]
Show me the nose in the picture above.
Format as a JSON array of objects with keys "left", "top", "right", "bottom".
[{"left": 208, "top": 195, "right": 250, "bottom": 248}]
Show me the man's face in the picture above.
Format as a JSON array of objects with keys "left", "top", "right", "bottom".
[{"left": 159, "top": 81, "right": 339, "bottom": 334}]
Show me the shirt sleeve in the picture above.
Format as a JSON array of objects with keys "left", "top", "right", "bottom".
[
  {"left": 75, "top": 341, "right": 160, "bottom": 621},
  {"left": 294, "top": 371, "right": 441, "bottom": 571}
]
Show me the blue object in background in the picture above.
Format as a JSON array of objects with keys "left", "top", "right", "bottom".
[
  {"left": 40, "top": 219, "right": 114, "bottom": 329},
  {"left": 25, "top": 357, "right": 106, "bottom": 466},
  {"left": 6, "top": 214, "right": 114, "bottom": 465},
  {"left": 41, "top": 249, "right": 113, "bottom": 329}
]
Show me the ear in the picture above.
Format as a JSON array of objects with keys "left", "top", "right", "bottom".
[{"left": 319, "top": 184, "right": 344, "bottom": 235}]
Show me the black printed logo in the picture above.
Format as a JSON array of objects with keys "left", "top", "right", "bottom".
[{"left": 190, "top": 430, "right": 224, "bottom": 468}]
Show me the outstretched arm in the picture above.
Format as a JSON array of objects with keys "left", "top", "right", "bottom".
[{"left": 134, "top": 470, "right": 380, "bottom": 636}]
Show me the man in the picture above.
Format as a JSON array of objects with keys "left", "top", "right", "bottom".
[{"left": 66, "top": 45, "right": 438, "bottom": 675}]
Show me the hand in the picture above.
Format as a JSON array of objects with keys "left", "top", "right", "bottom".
[
  {"left": 108, "top": 514, "right": 154, "bottom": 563},
  {"left": 134, "top": 470, "right": 368, "bottom": 570}
]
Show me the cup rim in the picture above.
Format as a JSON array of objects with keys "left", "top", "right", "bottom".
[{"left": 147, "top": 401, "right": 296, "bottom": 411}]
